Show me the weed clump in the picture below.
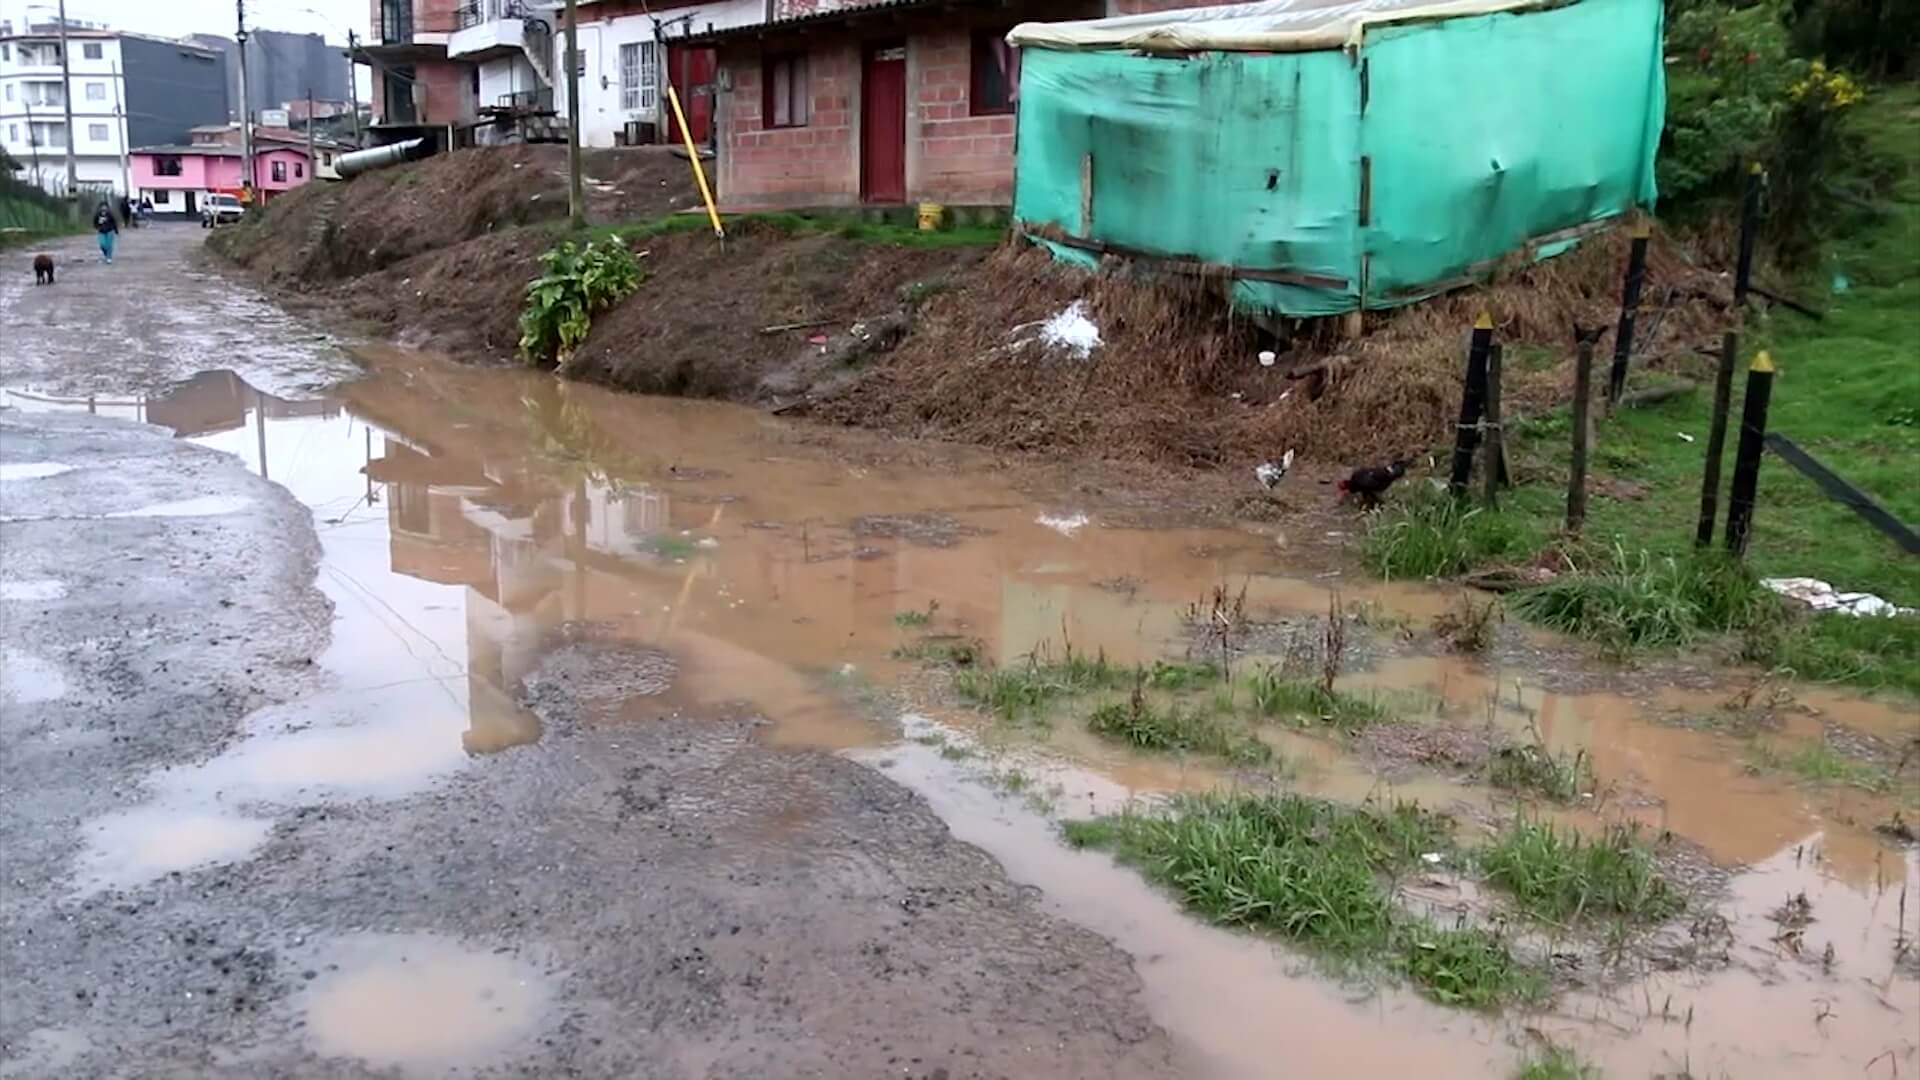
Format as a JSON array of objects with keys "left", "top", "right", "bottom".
[
  {"left": 1066, "top": 793, "right": 1542, "bottom": 1008},
  {"left": 1480, "top": 820, "right": 1680, "bottom": 924},
  {"left": 518, "top": 237, "right": 645, "bottom": 366},
  {"left": 1508, "top": 546, "right": 1770, "bottom": 654},
  {"left": 1363, "top": 488, "right": 1541, "bottom": 580},
  {"left": 1486, "top": 744, "right": 1595, "bottom": 803},
  {"left": 1086, "top": 682, "right": 1270, "bottom": 764},
  {"left": 1245, "top": 665, "right": 1387, "bottom": 732}
]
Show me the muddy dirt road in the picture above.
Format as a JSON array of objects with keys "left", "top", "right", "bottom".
[
  {"left": 1, "top": 227, "right": 1178, "bottom": 1078},
  {"left": 4, "top": 226, "right": 1916, "bottom": 1079}
]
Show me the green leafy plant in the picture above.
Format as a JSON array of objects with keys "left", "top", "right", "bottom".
[
  {"left": 518, "top": 237, "right": 644, "bottom": 366},
  {"left": 1660, "top": 0, "right": 1796, "bottom": 203}
]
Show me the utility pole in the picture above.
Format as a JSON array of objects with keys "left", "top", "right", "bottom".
[
  {"left": 345, "top": 31, "right": 362, "bottom": 145},
  {"left": 306, "top": 88, "right": 316, "bottom": 177},
  {"left": 112, "top": 62, "right": 130, "bottom": 202},
  {"left": 54, "top": 0, "right": 79, "bottom": 216},
  {"left": 563, "top": 0, "right": 583, "bottom": 228},
  {"left": 237, "top": 0, "right": 255, "bottom": 199},
  {"left": 24, "top": 99, "right": 42, "bottom": 189}
]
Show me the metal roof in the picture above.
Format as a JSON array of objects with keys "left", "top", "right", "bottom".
[{"left": 679, "top": 0, "right": 946, "bottom": 45}]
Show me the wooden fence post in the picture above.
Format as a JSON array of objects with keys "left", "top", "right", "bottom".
[
  {"left": 1482, "top": 344, "right": 1505, "bottom": 509},
  {"left": 1606, "top": 218, "right": 1651, "bottom": 408},
  {"left": 1695, "top": 330, "right": 1739, "bottom": 547},
  {"left": 1566, "top": 326, "right": 1604, "bottom": 534},
  {"left": 1725, "top": 350, "right": 1777, "bottom": 556},
  {"left": 1734, "top": 163, "right": 1763, "bottom": 309},
  {"left": 1448, "top": 311, "right": 1494, "bottom": 497}
]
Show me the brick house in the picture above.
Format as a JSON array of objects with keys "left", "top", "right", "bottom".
[{"left": 686, "top": 0, "right": 1198, "bottom": 211}]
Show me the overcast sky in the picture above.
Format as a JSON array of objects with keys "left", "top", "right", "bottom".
[{"left": 1, "top": 0, "right": 365, "bottom": 46}]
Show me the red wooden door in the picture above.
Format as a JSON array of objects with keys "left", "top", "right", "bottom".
[
  {"left": 665, "top": 46, "right": 716, "bottom": 145},
  {"left": 861, "top": 42, "right": 907, "bottom": 204}
]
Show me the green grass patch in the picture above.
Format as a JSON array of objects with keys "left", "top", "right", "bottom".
[
  {"left": 1507, "top": 547, "right": 1772, "bottom": 655},
  {"left": 1086, "top": 696, "right": 1272, "bottom": 765},
  {"left": 1486, "top": 745, "right": 1596, "bottom": 803},
  {"left": 636, "top": 534, "right": 697, "bottom": 560},
  {"left": 1746, "top": 738, "right": 1894, "bottom": 793},
  {"left": 892, "top": 608, "right": 932, "bottom": 628},
  {"left": 1480, "top": 820, "right": 1681, "bottom": 925},
  {"left": 1742, "top": 611, "right": 1920, "bottom": 694},
  {"left": 1065, "top": 793, "right": 1540, "bottom": 1008},
  {"left": 891, "top": 635, "right": 982, "bottom": 666},
  {"left": 949, "top": 654, "right": 1217, "bottom": 726},
  {"left": 1362, "top": 488, "right": 1543, "bottom": 580},
  {"left": 1245, "top": 667, "right": 1389, "bottom": 732}
]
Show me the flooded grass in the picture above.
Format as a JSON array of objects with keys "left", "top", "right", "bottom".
[
  {"left": 1746, "top": 738, "right": 1896, "bottom": 793},
  {"left": 635, "top": 534, "right": 698, "bottom": 560},
  {"left": 1479, "top": 820, "right": 1681, "bottom": 925},
  {"left": 1513, "top": 1045, "right": 1597, "bottom": 1080},
  {"left": 1486, "top": 744, "right": 1596, "bottom": 803},
  {"left": 1085, "top": 695, "right": 1272, "bottom": 765},
  {"left": 1742, "top": 611, "right": 1920, "bottom": 696},
  {"left": 1361, "top": 488, "right": 1542, "bottom": 580},
  {"left": 1065, "top": 792, "right": 1544, "bottom": 1009},
  {"left": 891, "top": 635, "right": 983, "bottom": 666},
  {"left": 1245, "top": 666, "right": 1389, "bottom": 732},
  {"left": 892, "top": 607, "right": 933, "bottom": 628}
]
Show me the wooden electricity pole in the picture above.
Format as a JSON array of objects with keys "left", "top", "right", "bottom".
[{"left": 564, "top": 0, "right": 584, "bottom": 229}]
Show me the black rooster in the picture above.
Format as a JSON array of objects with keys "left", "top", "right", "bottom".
[{"left": 1337, "top": 459, "right": 1410, "bottom": 508}]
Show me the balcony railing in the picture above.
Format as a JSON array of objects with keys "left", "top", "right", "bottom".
[
  {"left": 377, "top": 5, "right": 461, "bottom": 43},
  {"left": 490, "top": 87, "right": 553, "bottom": 113},
  {"left": 455, "top": 0, "right": 538, "bottom": 29}
]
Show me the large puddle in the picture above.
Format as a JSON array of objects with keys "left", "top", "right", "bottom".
[{"left": 7, "top": 355, "right": 1915, "bottom": 1077}]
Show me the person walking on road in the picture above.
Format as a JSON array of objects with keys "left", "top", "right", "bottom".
[{"left": 93, "top": 201, "right": 119, "bottom": 264}]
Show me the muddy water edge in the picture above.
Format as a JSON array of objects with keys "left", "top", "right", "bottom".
[{"left": 10, "top": 345, "right": 1916, "bottom": 1079}]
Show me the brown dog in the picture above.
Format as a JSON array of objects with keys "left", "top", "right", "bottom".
[{"left": 33, "top": 254, "right": 55, "bottom": 285}]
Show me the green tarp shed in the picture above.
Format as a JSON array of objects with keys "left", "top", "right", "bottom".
[{"left": 1008, "top": 0, "right": 1665, "bottom": 316}]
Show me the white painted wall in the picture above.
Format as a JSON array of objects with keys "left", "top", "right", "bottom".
[
  {"left": 1, "top": 35, "right": 131, "bottom": 192},
  {"left": 553, "top": 2, "right": 757, "bottom": 149},
  {"left": 477, "top": 54, "right": 541, "bottom": 110}
]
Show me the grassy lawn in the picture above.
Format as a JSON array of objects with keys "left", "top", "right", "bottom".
[
  {"left": 1555, "top": 84, "right": 1918, "bottom": 601},
  {"left": 1365, "top": 84, "right": 1920, "bottom": 693}
]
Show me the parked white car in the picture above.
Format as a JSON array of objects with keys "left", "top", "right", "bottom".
[{"left": 200, "top": 194, "right": 245, "bottom": 228}]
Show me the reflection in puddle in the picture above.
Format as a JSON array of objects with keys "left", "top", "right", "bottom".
[
  {"left": 0, "top": 578, "right": 67, "bottom": 603},
  {"left": 74, "top": 807, "right": 273, "bottom": 892},
  {"left": 0, "top": 647, "right": 68, "bottom": 706},
  {"left": 7, "top": 358, "right": 1914, "bottom": 1078},
  {"left": 0, "top": 462, "right": 76, "bottom": 482},
  {"left": 295, "top": 933, "right": 554, "bottom": 1073}
]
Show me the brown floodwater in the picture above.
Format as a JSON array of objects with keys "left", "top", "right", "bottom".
[{"left": 8, "top": 353, "right": 1914, "bottom": 1078}]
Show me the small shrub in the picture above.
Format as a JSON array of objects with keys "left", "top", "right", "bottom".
[
  {"left": 1481, "top": 820, "right": 1680, "bottom": 924},
  {"left": 518, "top": 237, "right": 644, "bottom": 365},
  {"left": 1432, "top": 592, "right": 1502, "bottom": 653}
]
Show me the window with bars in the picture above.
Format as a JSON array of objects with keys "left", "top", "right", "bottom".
[
  {"left": 969, "top": 30, "right": 1018, "bottom": 116},
  {"left": 619, "top": 40, "right": 658, "bottom": 113}
]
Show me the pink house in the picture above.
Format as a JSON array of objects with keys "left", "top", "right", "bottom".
[{"left": 129, "top": 145, "right": 314, "bottom": 218}]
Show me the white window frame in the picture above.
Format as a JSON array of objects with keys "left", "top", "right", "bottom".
[
  {"left": 618, "top": 40, "right": 658, "bottom": 114},
  {"left": 88, "top": 122, "right": 110, "bottom": 142},
  {"left": 86, "top": 82, "right": 107, "bottom": 101},
  {"left": 82, "top": 43, "right": 104, "bottom": 60}
]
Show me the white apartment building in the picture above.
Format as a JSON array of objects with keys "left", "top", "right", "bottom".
[{"left": 1, "top": 20, "right": 227, "bottom": 196}]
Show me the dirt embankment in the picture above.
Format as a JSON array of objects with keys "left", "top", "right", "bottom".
[
  {"left": 213, "top": 144, "right": 701, "bottom": 357},
  {"left": 217, "top": 145, "right": 1729, "bottom": 470}
]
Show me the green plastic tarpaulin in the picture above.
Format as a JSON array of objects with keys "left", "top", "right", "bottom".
[{"left": 1009, "top": 0, "right": 1665, "bottom": 316}]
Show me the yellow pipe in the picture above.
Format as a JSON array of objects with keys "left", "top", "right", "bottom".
[{"left": 666, "top": 83, "right": 724, "bottom": 239}]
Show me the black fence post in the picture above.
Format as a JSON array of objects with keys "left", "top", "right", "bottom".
[
  {"left": 1725, "top": 350, "right": 1777, "bottom": 557},
  {"left": 1482, "top": 344, "right": 1505, "bottom": 510},
  {"left": 1606, "top": 218, "right": 1651, "bottom": 408},
  {"left": 1734, "top": 163, "right": 1763, "bottom": 309},
  {"left": 1567, "top": 326, "right": 1604, "bottom": 534},
  {"left": 1448, "top": 311, "right": 1493, "bottom": 497},
  {"left": 1695, "top": 330, "right": 1739, "bottom": 547}
]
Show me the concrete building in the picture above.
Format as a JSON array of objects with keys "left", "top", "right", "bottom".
[
  {"left": 0, "top": 18, "right": 227, "bottom": 196},
  {"left": 447, "top": 0, "right": 561, "bottom": 145},
  {"left": 358, "top": 0, "right": 473, "bottom": 146},
  {"left": 551, "top": 0, "right": 758, "bottom": 150},
  {"left": 188, "top": 30, "right": 351, "bottom": 123}
]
